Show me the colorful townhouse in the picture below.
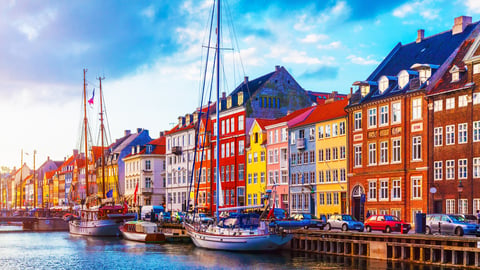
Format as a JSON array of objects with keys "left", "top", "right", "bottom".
[
  {"left": 123, "top": 134, "right": 167, "bottom": 207},
  {"left": 264, "top": 106, "right": 315, "bottom": 211},
  {"left": 193, "top": 113, "right": 214, "bottom": 214},
  {"left": 315, "top": 99, "right": 349, "bottom": 217},
  {"left": 209, "top": 66, "right": 315, "bottom": 211},
  {"left": 13, "top": 164, "right": 30, "bottom": 209},
  {"left": 346, "top": 16, "right": 479, "bottom": 223},
  {"left": 426, "top": 29, "right": 480, "bottom": 215},
  {"left": 246, "top": 119, "right": 275, "bottom": 207},
  {"left": 59, "top": 151, "right": 78, "bottom": 206},
  {"left": 165, "top": 115, "right": 196, "bottom": 212}
]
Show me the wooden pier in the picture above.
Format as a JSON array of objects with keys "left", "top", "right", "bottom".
[{"left": 289, "top": 230, "right": 480, "bottom": 268}]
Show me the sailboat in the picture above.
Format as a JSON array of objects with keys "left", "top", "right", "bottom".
[
  {"left": 68, "top": 70, "right": 136, "bottom": 236},
  {"left": 184, "top": 0, "right": 292, "bottom": 251}
]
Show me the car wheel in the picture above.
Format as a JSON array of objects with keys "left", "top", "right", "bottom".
[
  {"left": 455, "top": 227, "right": 464, "bottom": 236},
  {"left": 326, "top": 223, "right": 331, "bottom": 230},
  {"left": 385, "top": 226, "right": 391, "bottom": 233},
  {"left": 425, "top": 226, "right": 431, "bottom": 235},
  {"left": 366, "top": 225, "right": 371, "bottom": 232},
  {"left": 342, "top": 224, "right": 348, "bottom": 231}
]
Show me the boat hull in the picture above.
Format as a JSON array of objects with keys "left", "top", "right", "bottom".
[
  {"left": 119, "top": 225, "right": 166, "bottom": 243},
  {"left": 69, "top": 219, "right": 122, "bottom": 237},
  {"left": 185, "top": 224, "right": 292, "bottom": 251}
]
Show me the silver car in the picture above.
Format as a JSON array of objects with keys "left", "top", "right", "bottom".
[
  {"left": 426, "top": 214, "right": 480, "bottom": 236},
  {"left": 325, "top": 214, "right": 364, "bottom": 232}
]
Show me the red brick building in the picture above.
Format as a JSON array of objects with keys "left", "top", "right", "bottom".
[
  {"left": 346, "top": 16, "right": 480, "bottom": 223},
  {"left": 426, "top": 31, "right": 480, "bottom": 215}
]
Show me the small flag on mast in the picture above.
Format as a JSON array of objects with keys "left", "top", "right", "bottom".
[{"left": 88, "top": 88, "right": 95, "bottom": 106}]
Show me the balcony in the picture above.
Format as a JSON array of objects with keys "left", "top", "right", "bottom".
[
  {"left": 296, "top": 138, "right": 305, "bottom": 150},
  {"left": 172, "top": 146, "right": 182, "bottom": 155},
  {"left": 142, "top": 187, "right": 153, "bottom": 195}
]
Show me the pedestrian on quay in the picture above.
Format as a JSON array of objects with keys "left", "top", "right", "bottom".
[
  {"left": 366, "top": 211, "right": 371, "bottom": 219},
  {"left": 476, "top": 210, "right": 480, "bottom": 224}
]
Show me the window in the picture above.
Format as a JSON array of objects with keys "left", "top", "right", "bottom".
[
  {"left": 231, "top": 117, "right": 235, "bottom": 133},
  {"left": 221, "top": 120, "right": 225, "bottom": 135},
  {"left": 391, "top": 102, "right": 401, "bottom": 124},
  {"left": 474, "top": 158, "right": 480, "bottom": 178},
  {"left": 340, "top": 169, "right": 346, "bottom": 182},
  {"left": 380, "top": 180, "right": 388, "bottom": 200},
  {"left": 238, "top": 115, "right": 244, "bottom": 131},
  {"left": 248, "top": 153, "right": 252, "bottom": 163},
  {"left": 260, "top": 151, "right": 265, "bottom": 162},
  {"left": 291, "top": 153, "right": 296, "bottom": 165},
  {"left": 310, "top": 151, "right": 315, "bottom": 163},
  {"left": 458, "top": 159, "right": 467, "bottom": 179},
  {"left": 380, "top": 105, "right": 389, "bottom": 126},
  {"left": 474, "top": 64, "right": 480, "bottom": 74},
  {"left": 309, "top": 127, "right": 315, "bottom": 141},
  {"left": 268, "top": 171, "right": 274, "bottom": 185},
  {"left": 247, "top": 173, "right": 252, "bottom": 184},
  {"left": 318, "top": 171, "right": 324, "bottom": 183},
  {"left": 318, "top": 149, "right": 323, "bottom": 162},
  {"left": 340, "top": 146, "right": 346, "bottom": 159},
  {"left": 474, "top": 199, "right": 480, "bottom": 215},
  {"left": 325, "top": 170, "right": 331, "bottom": 182},
  {"left": 326, "top": 193, "right": 332, "bottom": 205},
  {"left": 275, "top": 130, "right": 279, "bottom": 143},
  {"left": 412, "top": 98, "right": 422, "bottom": 120},
  {"left": 458, "top": 123, "right": 467, "bottom": 144},
  {"left": 325, "top": 125, "right": 331, "bottom": 138},
  {"left": 380, "top": 141, "right": 388, "bottom": 164},
  {"left": 239, "top": 164, "right": 244, "bottom": 180},
  {"left": 274, "top": 149, "right": 279, "bottom": 163},
  {"left": 319, "top": 193, "right": 325, "bottom": 205},
  {"left": 339, "top": 122, "right": 345, "bottom": 135},
  {"left": 434, "top": 161, "right": 443, "bottom": 180},
  {"left": 317, "top": 126, "right": 324, "bottom": 139},
  {"left": 253, "top": 152, "right": 258, "bottom": 163},
  {"left": 354, "top": 112, "right": 362, "bottom": 130},
  {"left": 434, "top": 127, "right": 443, "bottom": 146},
  {"left": 368, "top": 143, "right": 377, "bottom": 165},
  {"left": 392, "top": 179, "right": 401, "bottom": 200},
  {"left": 392, "top": 139, "right": 401, "bottom": 163},
  {"left": 446, "top": 160, "right": 455, "bottom": 180},
  {"left": 368, "top": 108, "right": 377, "bottom": 128},
  {"left": 379, "top": 76, "right": 389, "bottom": 93},
  {"left": 459, "top": 199, "right": 468, "bottom": 214},
  {"left": 398, "top": 70, "right": 409, "bottom": 89},
  {"left": 412, "top": 136, "right": 421, "bottom": 161},
  {"left": 332, "top": 148, "right": 338, "bottom": 160},
  {"left": 446, "top": 125, "right": 455, "bottom": 145},
  {"left": 253, "top": 173, "right": 258, "bottom": 184},
  {"left": 238, "top": 140, "right": 244, "bottom": 155},
  {"left": 247, "top": 194, "right": 252, "bottom": 205},
  {"left": 474, "top": 121, "right": 480, "bottom": 142},
  {"left": 332, "top": 170, "right": 338, "bottom": 182},
  {"left": 231, "top": 142, "right": 235, "bottom": 156},
  {"left": 474, "top": 93, "right": 480, "bottom": 105},
  {"left": 446, "top": 199, "right": 455, "bottom": 214},
  {"left": 458, "top": 95, "right": 468, "bottom": 107},
  {"left": 446, "top": 97, "right": 455, "bottom": 110},
  {"left": 325, "top": 148, "right": 331, "bottom": 161},
  {"left": 412, "top": 177, "right": 422, "bottom": 199},
  {"left": 354, "top": 145, "right": 362, "bottom": 167},
  {"left": 281, "top": 171, "right": 288, "bottom": 184},
  {"left": 290, "top": 132, "right": 296, "bottom": 145},
  {"left": 332, "top": 123, "right": 338, "bottom": 137},
  {"left": 226, "top": 119, "right": 230, "bottom": 134},
  {"left": 368, "top": 180, "right": 377, "bottom": 201},
  {"left": 281, "top": 128, "right": 287, "bottom": 142},
  {"left": 434, "top": 100, "right": 443, "bottom": 112}
]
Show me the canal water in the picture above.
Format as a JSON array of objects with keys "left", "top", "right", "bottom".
[{"left": 0, "top": 230, "right": 457, "bottom": 269}]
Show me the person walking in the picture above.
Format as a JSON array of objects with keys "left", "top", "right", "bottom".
[{"left": 476, "top": 210, "right": 480, "bottom": 224}]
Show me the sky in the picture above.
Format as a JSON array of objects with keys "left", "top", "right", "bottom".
[{"left": 0, "top": 0, "right": 479, "bottom": 170}]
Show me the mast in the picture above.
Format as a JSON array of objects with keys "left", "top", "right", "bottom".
[
  {"left": 83, "top": 69, "right": 89, "bottom": 201},
  {"left": 215, "top": 0, "right": 221, "bottom": 220},
  {"left": 33, "top": 150, "right": 36, "bottom": 208},
  {"left": 99, "top": 77, "right": 106, "bottom": 199}
]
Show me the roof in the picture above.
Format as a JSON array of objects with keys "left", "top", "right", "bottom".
[
  {"left": 349, "top": 21, "right": 480, "bottom": 107},
  {"left": 427, "top": 39, "right": 475, "bottom": 95},
  {"left": 124, "top": 136, "right": 167, "bottom": 158},
  {"left": 45, "top": 170, "right": 56, "bottom": 179},
  {"left": 291, "top": 99, "right": 349, "bottom": 129},
  {"left": 264, "top": 106, "right": 316, "bottom": 129},
  {"left": 228, "top": 71, "right": 275, "bottom": 110}
]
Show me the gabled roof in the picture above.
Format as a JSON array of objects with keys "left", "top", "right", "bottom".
[
  {"left": 45, "top": 170, "right": 56, "bottom": 179},
  {"left": 228, "top": 71, "right": 275, "bottom": 109},
  {"left": 124, "top": 136, "right": 166, "bottom": 158},
  {"left": 291, "top": 99, "right": 349, "bottom": 129},
  {"left": 263, "top": 106, "right": 315, "bottom": 129}
]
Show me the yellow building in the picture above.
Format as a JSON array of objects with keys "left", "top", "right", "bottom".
[
  {"left": 246, "top": 119, "right": 272, "bottom": 207},
  {"left": 315, "top": 100, "right": 349, "bottom": 217}
]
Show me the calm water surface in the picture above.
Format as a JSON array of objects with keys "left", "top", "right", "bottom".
[{"left": 0, "top": 230, "right": 455, "bottom": 270}]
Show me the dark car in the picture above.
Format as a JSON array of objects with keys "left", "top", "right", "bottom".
[
  {"left": 326, "top": 214, "right": 364, "bottom": 232},
  {"left": 292, "top": 213, "right": 326, "bottom": 229},
  {"left": 364, "top": 214, "right": 411, "bottom": 233}
]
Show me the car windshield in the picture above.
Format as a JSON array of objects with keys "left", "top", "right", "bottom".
[
  {"left": 385, "top": 216, "right": 400, "bottom": 221},
  {"left": 342, "top": 215, "right": 355, "bottom": 221},
  {"left": 449, "top": 215, "right": 466, "bottom": 222}
]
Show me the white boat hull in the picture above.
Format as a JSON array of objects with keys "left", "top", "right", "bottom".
[
  {"left": 185, "top": 223, "right": 292, "bottom": 251},
  {"left": 69, "top": 219, "right": 122, "bottom": 237}
]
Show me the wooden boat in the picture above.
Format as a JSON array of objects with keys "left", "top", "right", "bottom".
[{"left": 120, "top": 221, "right": 166, "bottom": 243}]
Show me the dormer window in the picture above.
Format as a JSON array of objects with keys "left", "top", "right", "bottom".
[
  {"left": 398, "top": 70, "right": 410, "bottom": 89},
  {"left": 361, "top": 85, "right": 370, "bottom": 97},
  {"left": 418, "top": 69, "right": 431, "bottom": 83},
  {"left": 238, "top": 91, "right": 244, "bottom": 105},
  {"left": 378, "top": 76, "right": 389, "bottom": 94},
  {"left": 227, "top": 96, "right": 232, "bottom": 109},
  {"left": 449, "top": 65, "right": 464, "bottom": 83}
]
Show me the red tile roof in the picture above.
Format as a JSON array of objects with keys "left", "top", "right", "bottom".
[
  {"left": 291, "top": 99, "right": 349, "bottom": 128},
  {"left": 45, "top": 171, "right": 56, "bottom": 179},
  {"left": 264, "top": 106, "right": 316, "bottom": 128}
]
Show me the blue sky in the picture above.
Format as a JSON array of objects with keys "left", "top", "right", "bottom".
[{"left": 0, "top": 0, "right": 478, "bottom": 169}]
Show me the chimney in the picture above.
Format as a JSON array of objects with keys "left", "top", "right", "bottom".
[
  {"left": 185, "top": 114, "right": 191, "bottom": 125},
  {"left": 275, "top": 65, "right": 281, "bottom": 72},
  {"left": 137, "top": 128, "right": 143, "bottom": 134},
  {"left": 125, "top": 130, "right": 131, "bottom": 136},
  {"left": 416, "top": 29, "right": 424, "bottom": 43},
  {"left": 131, "top": 146, "right": 135, "bottom": 154},
  {"left": 453, "top": 16, "right": 472, "bottom": 35},
  {"left": 350, "top": 87, "right": 353, "bottom": 96},
  {"left": 73, "top": 149, "right": 79, "bottom": 156},
  {"left": 178, "top": 116, "right": 185, "bottom": 126},
  {"left": 159, "top": 131, "right": 165, "bottom": 137},
  {"left": 244, "top": 76, "right": 249, "bottom": 84},
  {"left": 222, "top": 92, "right": 226, "bottom": 99}
]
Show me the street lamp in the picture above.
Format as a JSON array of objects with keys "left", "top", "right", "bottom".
[{"left": 458, "top": 180, "right": 464, "bottom": 214}]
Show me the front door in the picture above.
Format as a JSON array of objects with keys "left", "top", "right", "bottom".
[{"left": 433, "top": 200, "right": 442, "bottom": 214}]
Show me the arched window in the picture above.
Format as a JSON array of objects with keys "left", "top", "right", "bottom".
[
  {"left": 397, "top": 70, "right": 409, "bottom": 89},
  {"left": 378, "top": 76, "right": 389, "bottom": 94}
]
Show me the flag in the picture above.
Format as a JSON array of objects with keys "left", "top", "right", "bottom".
[
  {"left": 133, "top": 182, "right": 139, "bottom": 206},
  {"left": 106, "top": 189, "right": 113, "bottom": 198},
  {"left": 88, "top": 88, "right": 95, "bottom": 106},
  {"left": 123, "top": 201, "right": 128, "bottom": 214}
]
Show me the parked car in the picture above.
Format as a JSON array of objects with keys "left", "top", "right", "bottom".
[
  {"left": 291, "top": 213, "right": 326, "bottom": 229},
  {"left": 453, "top": 214, "right": 478, "bottom": 225},
  {"left": 425, "top": 214, "right": 480, "bottom": 236},
  {"left": 364, "top": 215, "right": 411, "bottom": 233},
  {"left": 325, "top": 214, "right": 364, "bottom": 232}
]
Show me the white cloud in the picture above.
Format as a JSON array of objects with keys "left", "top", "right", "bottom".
[
  {"left": 268, "top": 48, "right": 335, "bottom": 65},
  {"left": 347, "top": 55, "right": 379, "bottom": 65},
  {"left": 14, "top": 8, "right": 57, "bottom": 41},
  {"left": 301, "top": 34, "right": 329, "bottom": 43},
  {"left": 465, "top": 0, "right": 480, "bottom": 13},
  {"left": 317, "top": 41, "right": 342, "bottom": 50},
  {"left": 141, "top": 5, "right": 156, "bottom": 20},
  {"left": 294, "top": 1, "right": 351, "bottom": 32},
  {"left": 392, "top": 1, "right": 439, "bottom": 20}
]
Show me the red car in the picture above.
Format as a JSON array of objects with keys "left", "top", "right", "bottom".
[{"left": 364, "top": 214, "right": 411, "bottom": 233}]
